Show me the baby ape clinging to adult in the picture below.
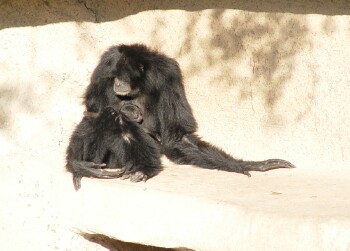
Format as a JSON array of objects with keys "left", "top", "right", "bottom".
[
  {"left": 84, "top": 101, "right": 161, "bottom": 143},
  {"left": 66, "top": 103, "right": 161, "bottom": 190}
]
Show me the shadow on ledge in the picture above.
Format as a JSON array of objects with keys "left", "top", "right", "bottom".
[
  {"left": 1, "top": 0, "right": 349, "bottom": 29},
  {"left": 82, "top": 233, "right": 194, "bottom": 251}
]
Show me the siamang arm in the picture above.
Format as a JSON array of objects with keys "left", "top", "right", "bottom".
[
  {"left": 164, "top": 134, "right": 295, "bottom": 176},
  {"left": 155, "top": 60, "right": 197, "bottom": 142},
  {"left": 84, "top": 82, "right": 117, "bottom": 113},
  {"left": 83, "top": 49, "right": 120, "bottom": 113},
  {"left": 157, "top": 60, "right": 295, "bottom": 175}
]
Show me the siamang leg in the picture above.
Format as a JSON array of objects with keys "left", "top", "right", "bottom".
[
  {"left": 98, "top": 116, "right": 162, "bottom": 182},
  {"left": 163, "top": 134, "right": 295, "bottom": 176},
  {"left": 112, "top": 133, "right": 162, "bottom": 182}
]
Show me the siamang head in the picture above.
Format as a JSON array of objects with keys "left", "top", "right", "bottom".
[
  {"left": 98, "top": 45, "right": 147, "bottom": 98},
  {"left": 112, "top": 55, "right": 144, "bottom": 97},
  {"left": 119, "top": 103, "right": 143, "bottom": 123}
]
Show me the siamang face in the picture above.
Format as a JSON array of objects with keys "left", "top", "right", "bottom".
[
  {"left": 119, "top": 103, "right": 143, "bottom": 123},
  {"left": 112, "top": 55, "right": 144, "bottom": 98}
]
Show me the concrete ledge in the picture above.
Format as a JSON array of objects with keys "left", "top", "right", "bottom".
[{"left": 67, "top": 159, "right": 350, "bottom": 250}]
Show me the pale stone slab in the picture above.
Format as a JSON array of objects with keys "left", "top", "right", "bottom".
[{"left": 66, "top": 161, "right": 350, "bottom": 250}]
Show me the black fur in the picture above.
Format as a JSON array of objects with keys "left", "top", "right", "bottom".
[
  {"left": 66, "top": 105, "right": 161, "bottom": 190},
  {"left": 66, "top": 44, "right": 294, "bottom": 189}
]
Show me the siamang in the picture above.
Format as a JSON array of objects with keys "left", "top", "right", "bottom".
[
  {"left": 66, "top": 102, "right": 161, "bottom": 190},
  {"left": 66, "top": 43, "right": 294, "bottom": 188}
]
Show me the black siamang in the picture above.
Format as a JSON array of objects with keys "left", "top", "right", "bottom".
[
  {"left": 66, "top": 103, "right": 161, "bottom": 190},
  {"left": 66, "top": 43, "right": 294, "bottom": 188}
]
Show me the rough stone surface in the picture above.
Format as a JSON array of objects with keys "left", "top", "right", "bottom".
[
  {"left": 1, "top": 0, "right": 350, "bottom": 250},
  {"left": 68, "top": 163, "right": 350, "bottom": 250}
]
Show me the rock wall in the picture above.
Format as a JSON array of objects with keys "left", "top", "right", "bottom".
[
  {"left": 1, "top": 0, "right": 350, "bottom": 249},
  {"left": 1, "top": 1, "right": 350, "bottom": 171}
]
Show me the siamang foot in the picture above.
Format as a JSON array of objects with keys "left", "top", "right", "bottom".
[
  {"left": 72, "top": 167, "right": 121, "bottom": 191},
  {"left": 120, "top": 171, "right": 148, "bottom": 182},
  {"left": 109, "top": 167, "right": 148, "bottom": 182},
  {"left": 243, "top": 159, "right": 295, "bottom": 176},
  {"left": 115, "top": 168, "right": 148, "bottom": 182}
]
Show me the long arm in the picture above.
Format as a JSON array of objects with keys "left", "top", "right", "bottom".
[
  {"left": 163, "top": 134, "right": 295, "bottom": 176},
  {"left": 157, "top": 58, "right": 295, "bottom": 175}
]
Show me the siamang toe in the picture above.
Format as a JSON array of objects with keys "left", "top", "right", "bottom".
[{"left": 245, "top": 159, "right": 295, "bottom": 172}]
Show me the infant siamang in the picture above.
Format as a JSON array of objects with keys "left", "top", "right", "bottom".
[{"left": 66, "top": 102, "right": 161, "bottom": 190}]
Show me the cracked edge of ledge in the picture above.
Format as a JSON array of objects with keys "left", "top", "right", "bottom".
[{"left": 77, "top": 0, "right": 99, "bottom": 22}]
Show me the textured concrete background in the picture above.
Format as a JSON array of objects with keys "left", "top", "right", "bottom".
[{"left": 1, "top": 0, "right": 350, "bottom": 250}]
